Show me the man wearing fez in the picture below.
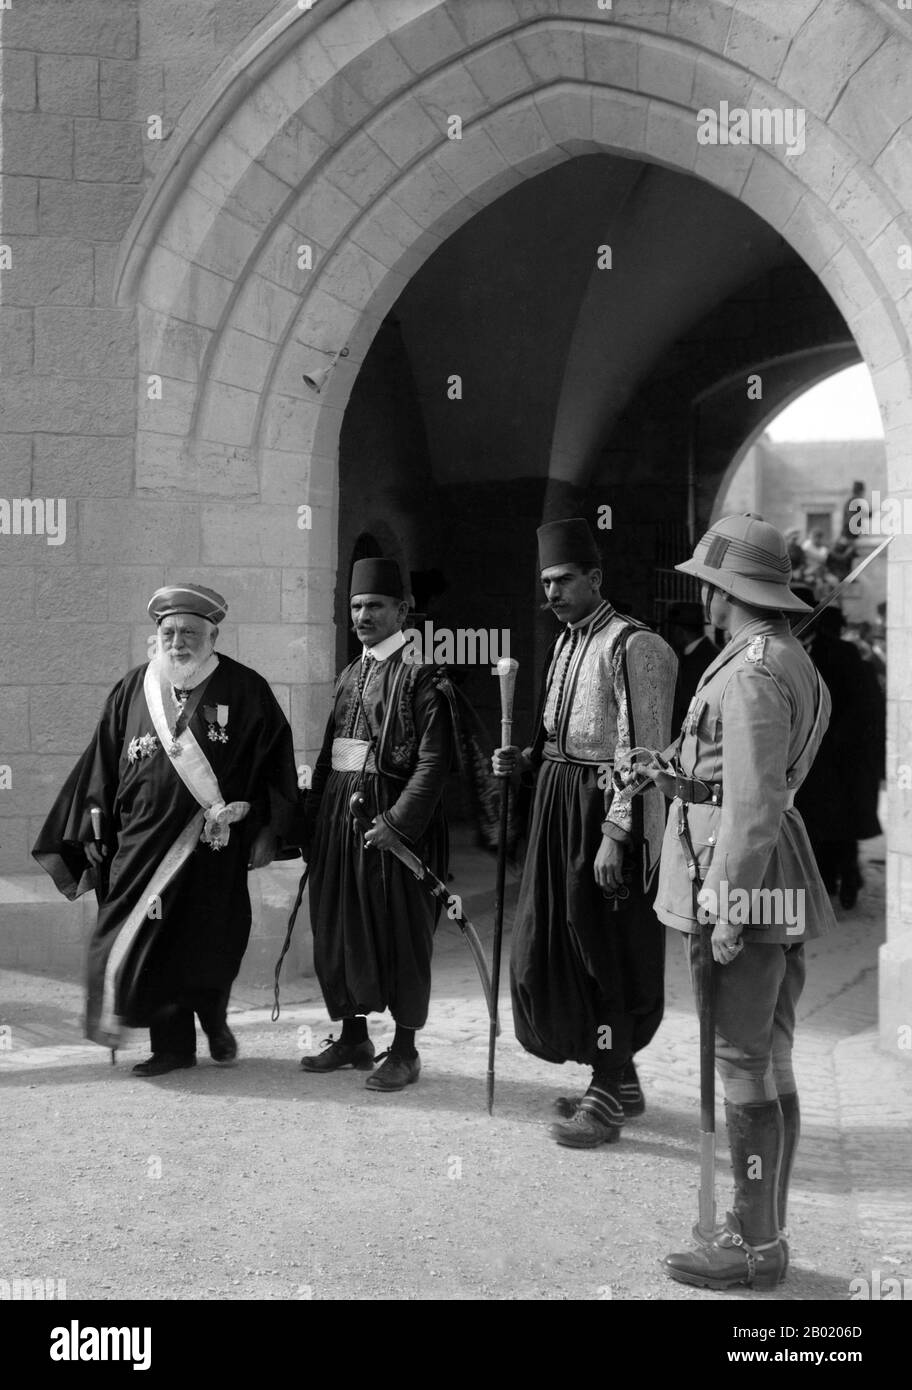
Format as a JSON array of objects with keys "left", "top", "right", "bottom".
[
  {"left": 300, "top": 557, "right": 452, "bottom": 1091},
  {"left": 33, "top": 584, "right": 300, "bottom": 1075},
  {"left": 646, "top": 515, "right": 837, "bottom": 1290},
  {"left": 493, "top": 519, "right": 677, "bottom": 1147}
]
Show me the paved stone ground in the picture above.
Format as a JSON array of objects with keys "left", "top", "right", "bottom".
[{"left": 1, "top": 834, "right": 910, "bottom": 1303}]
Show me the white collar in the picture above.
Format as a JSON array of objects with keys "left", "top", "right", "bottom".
[
  {"left": 567, "top": 599, "right": 612, "bottom": 632},
  {"left": 158, "top": 651, "right": 219, "bottom": 691},
  {"left": 362, "top": 630, "right": 406, "bottom": 663},
  {"left": 683, "top": 635, "right": 705, "bottom": 656}
]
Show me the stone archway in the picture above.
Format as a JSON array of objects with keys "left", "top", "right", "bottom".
[
  {"left": 709, "top": 345, "right": 864, "bottom": 520},
  {"left": 114, "top": 0, "right": 912, "bottom": 1050}
]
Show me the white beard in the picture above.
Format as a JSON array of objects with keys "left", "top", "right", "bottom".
[{"left": 157, "top": 643, "right": 206, "bottom": 688}]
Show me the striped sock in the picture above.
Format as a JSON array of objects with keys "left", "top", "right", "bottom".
[{"left": 618, "top": 1061, "right": 643, "bottom": 1109}]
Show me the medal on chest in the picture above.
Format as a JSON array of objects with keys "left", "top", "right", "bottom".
[{"left": 203, "top": 704, "right": 229, "bottom": 743}]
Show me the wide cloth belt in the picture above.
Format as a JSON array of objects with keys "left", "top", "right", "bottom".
[
  {"left": 332, "top": 737, "right": 376, "bottom": 773},
  {"left": 656, "top": 771, "right": 796, "bottom": 811}
]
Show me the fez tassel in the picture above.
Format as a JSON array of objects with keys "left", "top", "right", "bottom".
[
  {"left": 488, "top": 657, "right": 519, "bottom": 1115},
  {"left": 348, "top": 794, "right": 498, "bottom": 1049}
]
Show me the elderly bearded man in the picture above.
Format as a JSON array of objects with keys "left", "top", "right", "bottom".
[
  {"left": 300, "top": 557, "right": 452, "bottom": 1091},
  {"left": 33, "top": 584, "right": 300, "bottom": 1075},
  {"left": 494, "top": 519, "right": 677, "bottom": 1147}
]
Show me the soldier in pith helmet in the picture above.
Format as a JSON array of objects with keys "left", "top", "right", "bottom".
[{"left": 645, "top": 514, "right": 838, "bottom": 1290}]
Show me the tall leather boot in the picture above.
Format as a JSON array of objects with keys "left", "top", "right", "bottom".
[
  {"left": 664, "top": 1100, "right": 787, "bottom": 1290},
  {"left": 776, "top": 1090, "right": 800, "bottom": 1276},
  {"left": 778, "top": 1091, "right": 800, "bottom": 1231}
]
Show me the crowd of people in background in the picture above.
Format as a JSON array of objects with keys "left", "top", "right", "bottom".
[{"left": 668, "top": 480, "right": 886, "bottom": 913}]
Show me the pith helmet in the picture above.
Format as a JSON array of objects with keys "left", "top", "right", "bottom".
[{"left": 676, "top": 514, "right": 813, "bottom": 613}]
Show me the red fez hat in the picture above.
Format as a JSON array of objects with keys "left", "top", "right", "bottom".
[
  {"left": 350, "top": 557, "right": 404, "bottom": 600},
  {"left": 537, "top": 518, "right": 600, "bottom": 572}
]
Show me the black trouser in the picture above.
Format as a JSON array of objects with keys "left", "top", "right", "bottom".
[{"left": 149, "top": 987, "right": 230, "bottom": 1056}]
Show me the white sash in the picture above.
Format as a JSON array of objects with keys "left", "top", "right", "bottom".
[
  {"left": 98, "top": 809, "right": 205, "bottom": 1044},
  {"left": 143, "top": 660, "right": 250, "bottom": 847},
  {"left": 331, "top": 737, "right": 376, "bottom": 773}
]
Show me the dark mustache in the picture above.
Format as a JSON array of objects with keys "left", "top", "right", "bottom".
[{"left": 540, "top": 601, "right": 561, "bottom": 612}]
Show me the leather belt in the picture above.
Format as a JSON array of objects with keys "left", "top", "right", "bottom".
[
  {"left": 657, "top": 776, "right": 797, "bottom": 812},
  {"left": 655, "top": 771, "right": 723, "bottom": 806}
]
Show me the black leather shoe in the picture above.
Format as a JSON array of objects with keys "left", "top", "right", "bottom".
[
  {"left": 364, "top": 1049, "right": 420, "bottom": 1091},
  {"left": 548, "top": 1111, "right": 621, "bottom": 1148},
  {"left": 300, "top": 1035, "right": 375, "bottom": 1073},
  {"left": 132, "top": 1053, "right": 197, "bottom": 1077},
  {"left": 208, "top": 1024, "right": 238, "bottom": 1065},
  {"left": 663, "top": 1212, "right": 787, "bottom": 1290}
]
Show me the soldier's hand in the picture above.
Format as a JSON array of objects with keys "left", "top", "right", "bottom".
[
  {"left": 363, "top": 816, "right": 399, "bottom": 851},
  {"left": 248, "top": 827, "right": 277, "bottom": 870},
  {"left": 83, "top": 841, "right": 108, "bottom": 867},
  {"left": 594, "top": 836, "right": 626, "bottom": 893},
  {"left": 709, "top": 919, "right": 744, "bottom": 965},
  {"left": 492, "top": 745, "right": 523, "bottom": 778}
]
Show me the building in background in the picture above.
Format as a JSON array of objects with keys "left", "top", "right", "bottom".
[{"left": 1, "top": 0, "right": 911, "bottom": 1055}]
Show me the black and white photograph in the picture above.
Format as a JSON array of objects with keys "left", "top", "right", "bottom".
[{"left": 1, "top": 0, "right": 910, "bottom": 1356}]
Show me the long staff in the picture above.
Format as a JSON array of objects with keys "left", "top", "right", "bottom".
[
  {"left": 695, "top": 919, "right": 716, "bottom": 1240},
  {"left": 487, "top": 657, "right": 518, "bottom": 1115}
]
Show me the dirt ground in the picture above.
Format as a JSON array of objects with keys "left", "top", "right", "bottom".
[{"left": 2, "top": 837, "right": 907, "bottom": 1304}]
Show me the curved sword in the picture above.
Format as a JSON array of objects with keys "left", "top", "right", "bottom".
[{"left": 349, "top": 793, "right": 500, "bottom": 1032}]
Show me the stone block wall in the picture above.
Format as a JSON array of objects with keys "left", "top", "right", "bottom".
[
  {"left": 0, "top": 1, "right": 316, "bottom": 983},
  {"left": 1, "top": 1, "right": 145, "bottom": 888}
]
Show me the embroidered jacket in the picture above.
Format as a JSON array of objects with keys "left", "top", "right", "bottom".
[
  {"left": 309, "top": 646, "right": 452, "bottom": 844},
  {"left": 529, "top": 602, "right": 676, "bottom": 874}
]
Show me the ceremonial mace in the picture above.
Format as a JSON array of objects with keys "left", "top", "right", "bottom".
[
  {"left": 487, "top": 657, "right": 519, "bottom": 1116},
  {"left": 89, "top": 806, "right": 116, "bottom": 1066}
]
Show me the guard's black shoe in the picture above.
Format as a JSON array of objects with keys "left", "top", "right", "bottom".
[
  {"left": 299, "top": 1035, "right": 375, "bottom": 1072},
  {"left": 132, "top": 1053, "right": 197, "bottom": 1077},
  {"left": 208, "top": 1024, "right": 238, "bottom": 1065},
  {"left": 553, "top": 1060, "right": 645, "bottom": 1120},
  {"left": 364, "top": 1049, "right": 420, "bottom": 1091},
  {"left": 548, "top": 1111, "right": 621, "bottom": 1148}
]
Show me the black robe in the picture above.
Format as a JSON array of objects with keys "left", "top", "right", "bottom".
[
  {"left": 796, "top": 632, "right": 879, "bottom": 843},
  {"left": 32, "top": 656, "right": 299, "bottom": 1045},
  {"left": 305, "top": 650, "right": 451, "bottom": 1029},
  {"left": 510, "top": 617, "right": 670, "bottom": 1068}
]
